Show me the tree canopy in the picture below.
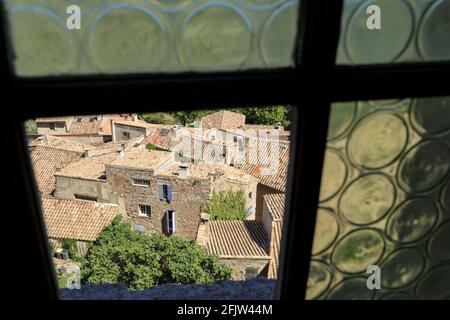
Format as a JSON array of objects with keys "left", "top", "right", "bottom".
[
  {"left": 207, "top": 190, "right": 247, "bottom": 221},
  {"left": 82, "top": 216, "right": 231, "bottom": 290}
]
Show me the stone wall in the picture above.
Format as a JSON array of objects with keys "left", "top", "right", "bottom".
[
  {"left": 59, "top": 278, "right": 276, "bottom": 300},
  {"left": 220, "top": 258, "right": 270, "bottom": 281},
  {"left": 106, "top": 166, "right": 211, "bottom": 240}
]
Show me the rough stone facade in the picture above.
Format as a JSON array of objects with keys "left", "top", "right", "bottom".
[
  {"left": 105, "top": 166, "right": 211, "bottom": 240},
  {"left": 216, "top": 258, "right": 269, "bottom": 281},
  {"left": 37, "top": 121, "right": 68, "bottom": 135}
]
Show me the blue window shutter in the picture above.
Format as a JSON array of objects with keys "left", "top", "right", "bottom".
[
  {"left": 167, "top": 185, "right": 173, "bottom": 201},
  {"left": 158, "top": 185, "right": 164, "bottom": 200}
]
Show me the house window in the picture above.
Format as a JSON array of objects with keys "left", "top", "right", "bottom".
[
  {"left": 122, "top": 131, "right": 131, "bottom": 139},
  {"left": 138, "top": 204, "right": 151, "bottom": 217},
  {"left": 245, "top": 267, "right": 259, "bottom": 280},
  {"left": 165, "top": 210, "right": 176, "bottom": 235},
  {"left": 133, "top": 178, "right": 151, "bottom": 187},
  {"left": 49, "top": 123, "right": 55, "bottom": 131},
  {"left": 249, "top": 191, "right": 252, "bottom": 199},
  {"left": 158, "top": 184, "right": 173, "bottom": 201}
]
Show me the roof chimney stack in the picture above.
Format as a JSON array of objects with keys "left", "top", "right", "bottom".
[{"left": 179, "top": 164, "right": 189, "bottom": 179}]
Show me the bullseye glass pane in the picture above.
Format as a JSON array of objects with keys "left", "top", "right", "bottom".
[
  {"left": 3, "top": 0, "right": 300, "bottom": 77},
  {"left": 309, "top": 96, "right": 450, "bottom": 300},
  {"left": 337, "top": 0, "right": 450, "bottom": 64}
]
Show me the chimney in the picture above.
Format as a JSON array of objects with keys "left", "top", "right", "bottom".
[
  {"left": 178, "top": 164, "right": 189, "bottom": 179},
  {"left": 132, "top": 114, "right": 138, "bottom": 122},
  {"left": 116, "top": 147, "right": 124, "bottom": 158},
  {"left": 83, "top": 147, "right": 91, "bottom": 158},
  {"left": 274, "top": 122, "right": 283, "bottom": 131},
  {"left": 110, "top": 119, "right": 116, "bottom": 142}
]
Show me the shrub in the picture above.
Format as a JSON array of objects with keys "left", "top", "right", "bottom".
[{"left": 207, "top": 190, "right": 247, "bottom": 221}]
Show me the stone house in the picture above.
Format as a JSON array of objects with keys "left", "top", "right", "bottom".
[
  {"left": 105, "top": 148, "right": 258, "bottom": 241},
  {"left": 41, "top": 197, "right": 118, "bottom": 256},
  {"left": 111, "top": 116, "right": 157, "bottom": 142}
]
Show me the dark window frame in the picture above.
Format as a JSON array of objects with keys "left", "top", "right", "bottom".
[{"left": 3, "top": 0, "right": 450, "bottom": 300}]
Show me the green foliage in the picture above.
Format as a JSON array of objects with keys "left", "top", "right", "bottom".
[
  {"left": 24, "top": 119, "right": 37, "bottom": 134},
  {"left": 233, "top": 106, "right": 291, "bottom": 128},
  {"left": 146, "top": 143, "right": 157, "bottom": 151},
  {"left": 138, "top": 113, "right": 177, "bottom": 125},
  {"left": 61, "top": 238, "right": 77, "bottom": 259},
  {"left": 171, "top": 110, "right": 213, "bottom": 126},
  {"left": 57, "top": 274, "right": 68, "bottom": 288},
  {"left": 82, "top": 216, "right": 231, "bottom": 291},
  {"left": 207, "top": 190, "right": 247, "bottom": 221}
]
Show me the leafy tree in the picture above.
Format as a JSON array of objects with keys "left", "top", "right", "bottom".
[
  {"left": 24, "top": 119, "right": 37, "bottom": 134},
  {"left": 207, "top": 190, "right": 247, "bottom": 221},
  {"left": 138, "top": 112, "right": 178, "bottom": 125},
  {"left": 233, "top": 106, "right": 291, "bottom": 128},
  {"left": 171, "top": 110, "right": 213, "bottom": 126},
  {"left": 82, "top": 216, "right": 231, "bottom": 290}
]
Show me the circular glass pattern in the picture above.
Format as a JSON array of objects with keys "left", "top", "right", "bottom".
[
  {"left": 380, "top": 248, "right": 425, "bottom": 289},
  {"left": 386, "top": 197, "right": 438, "bottom": 244},
  {"left": 379, "top": 292, "right": 411, "bottom": 300},
  {"left": 260, "top": 1, "right": 298, "bottom": 67},
  {"left": 397, "top": 140, "right": 450, "bottom": 193},
  {"left": 327, "top": 102, "right": 357, "bottom": 141},
  {"left": 46, "top": 0, "right": 105, "bottom": 10},
  {"left": 319, "top": 149, "right": 347, "bottom": 202},
  {"left": 411, "top": 97, "right": 450, "bottom": 136},
  {"left": 415, "top": 264, "right": 450, "bottom": 300},
  {"left": 368, "top": 99, "right": 409, "bottom": 109},
  {"left": 239, "top": 0, "right": 284, "bottom": 8},
  {"left": 339, "top": 174, "right": 395, "bottom": 225},
  {"left": 312, "top": 208, "right": 339, "bottom": 255},
  {"left": 348, "top": 112, "right": 408, "bottom": 169},
  {"left": 327, "top": 277, "right": 375, "bottom": 300},
  {"left": 332, "top": 229, "right": 385, "bottom": 274},
  {"left": 8, "top": 6, "right": 78, "bottom": 76},
  {"left": 306, "top": 261, "right": 332, "bottom": 300},
  {"left": 150, "top": 0, "right": 195, "bottom": 11},
  {"left": 345, "top": 0, "right": 414, "bottom": 64},
  {"left": 442, "top": 180, "right": 450, "bottom": 213},
  {"left": 88, "top": 4, "right": 168, "bottom": 73},
  {"left": 178, "top": 3, "right": 252, "bottom": 71},
  {"left": 418, "top": 0, "right": 450, "bottom": 61},
  {"left": 428, "top": 220, "right": 450, "bottom": 261}
]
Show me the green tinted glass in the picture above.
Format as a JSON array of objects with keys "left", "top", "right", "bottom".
[
  {"left": 309, "top": 97, "right": 450, "bottom": 300},
  {"left": 4, "top": 0, "right": 299, "bottom": 76},
  {"left": 337, "top": 0, "right": 450, "bottom": 64}
]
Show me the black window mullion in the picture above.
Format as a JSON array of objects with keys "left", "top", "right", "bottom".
[{"left": 277, "top": 0, "right": 344, "bottom": 300}]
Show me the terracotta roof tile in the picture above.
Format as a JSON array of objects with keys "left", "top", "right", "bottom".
[
  {"left": 263, "top": 193, "right": 285, "bottom": 221},
  {"left": 108, "top": 148, "right": 173, "bottom": 170},
  {"left": 56, "top": 153, "right": 118, "bottom": 180},
  {"left": 206, "top": 220, "right": 269, "bottom": 259},
  {"left": 29, "top": 146, "right": 84, "bottom": 194},
  {"left": 41, "top": 197, "right": 117, "bottom": 241},
  {"left": 268, "top": 220, "right": 283, "bottom": 279},
  {"left": 29, "top": 135, "right": 93, "bottom": 153},
  {"left": 200, "top": 110, "right": 245, "bottom": 130}
]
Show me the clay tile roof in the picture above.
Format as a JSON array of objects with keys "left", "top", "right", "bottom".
[
  {"left": 263, "top": 193, "right": 285, "bottom": 221},
  {"left": 108, "top": 148, "right": 173, "bottom": 170},
  {"left": 41, "top": 197, "right": 117, "bottom": 241},
  {"left": 29, "top": 146, "right": 84, "bottom": 194},
  {"left": 113, "top": 119, "right": 154, "bottom": 129},
  {"left": 68, "top": 116, "right": 102, "bottom": 135},
  {"left": 29, "top": 135, "right": 93, "bottom": 153},
  {"left": 206, "top": 220, "right": 269, "bottom": 259},
  {"left": 200, "top": 110, "right": 245, "bottom": 130},
  {"left": 56, "top": 153, "right": 118, "bottom": 180},
  {"left": 268, "top": 220, "right": 283, "bottom": 279},
  {"left": 236, "top": 139, "right": 290, "bottom": 192}
]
